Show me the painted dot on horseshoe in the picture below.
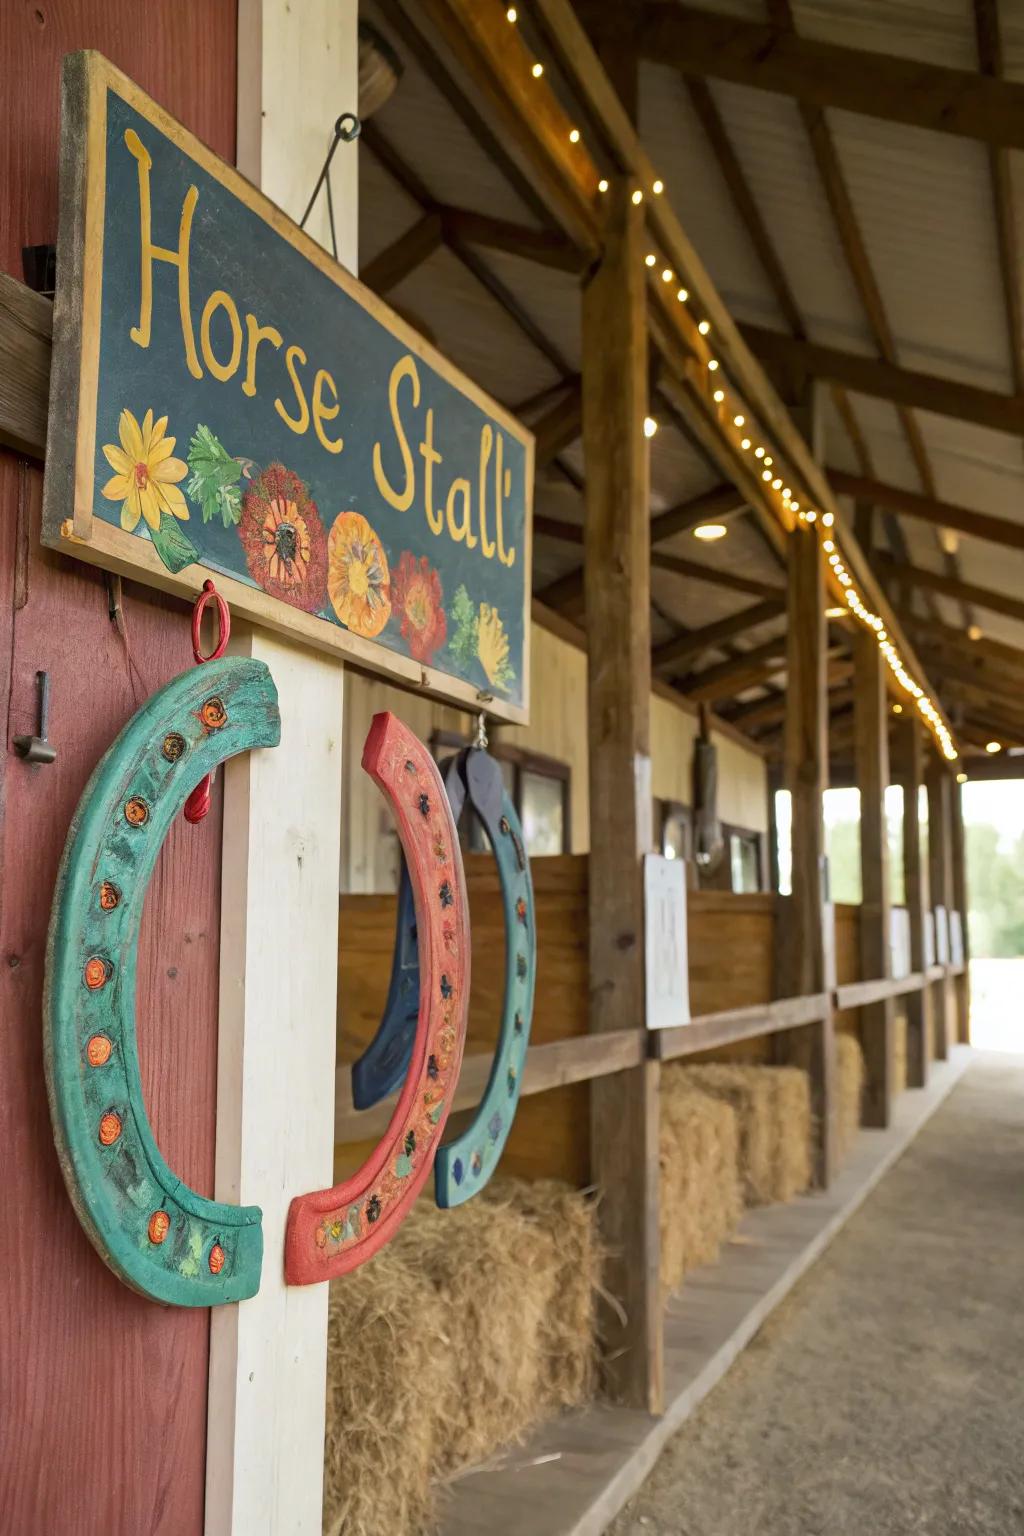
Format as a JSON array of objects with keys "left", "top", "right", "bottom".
[
  {"left": 209, "top": 1241, "right": 225, "bottom": 1275},
  {"left": 99, "top": 881, "right": 121, "bottom": 911},
  {"left": 124, "top": 796, "right": 149, "bottom": 826},
  {"left": 98, "top": 1110, "right": 122, "bottom": 1146},
  {"left": 86, "top": 1034, "right": 112, "bottom": 1067},
  {"left": 200, "top": 697, "right": 227, "bottom": 729},
  {"left": 148, "top": 1210, "right": 170, "bottom": 1245},
  {"left": 84, "top": 956, "right": 111, "bottom": 990},
  {"left": 162, "top": 732, "right": 187, "bottom": 762}
]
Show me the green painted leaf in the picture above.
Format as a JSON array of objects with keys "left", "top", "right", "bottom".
[
  {"left": 186, "top": 424, "right": 246, "bottom": 527},
  {"left": 448, "top": 584, "right": 478, "bottom": 669},
  {"left": 149, "top": 513, "right": 200, "bottom": 574}
]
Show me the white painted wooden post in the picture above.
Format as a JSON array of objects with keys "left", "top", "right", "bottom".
[{"left": 206, "top": 6, "right": 357, "bottom": 1531}]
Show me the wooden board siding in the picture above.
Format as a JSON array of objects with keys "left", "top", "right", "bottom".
[
  {"left": 0, "top": 6, "right": 236, "bottom": 1532},
  {"left": 833, "top": 903, "right": 862, "bottom": 1034}
]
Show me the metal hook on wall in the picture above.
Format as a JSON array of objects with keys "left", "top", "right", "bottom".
[{"left": 299, "top": 111, "right": 361, "bottom": 262}]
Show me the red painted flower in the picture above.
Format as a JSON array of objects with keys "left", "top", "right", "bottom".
[
  {"left": 238, "top": 463, "right": 327, "bottom": 612},
  {"left": 391, "top": 552, "right": 446, "bottom": 664}
]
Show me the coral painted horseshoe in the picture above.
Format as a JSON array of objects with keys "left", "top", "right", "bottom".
[
  {"left": 285, "top": 712, "right": 470, "bottom": 1283},
  {"left": 351, "top": 747, "right": 536, "bottom": 1208},
  {"left": 44, "top": 658, "right": 280, "bottom": 1305}
]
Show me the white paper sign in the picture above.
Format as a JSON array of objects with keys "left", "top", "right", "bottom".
[
  {"left": 644, "top": 854, "right": 690, "bottom": 1030},
  {"left": 889, "top": 907, "right": 911, "bottom": 979},
  {"left": 934, "top": 904, "right": 950, "bottom": 964},
  {"left": 950, "top": 910, "right": 964, "bottom": 967}
]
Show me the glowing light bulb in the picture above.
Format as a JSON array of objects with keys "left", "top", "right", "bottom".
[
  {"left": 893, "top": 704, "right": 902, "bottom": 714},
  {"left": 698, "top": 320, "right": 711, "bottom": 336},
  {"left": 506, "top": 5, "right": 517, "bottom": 18},
  {"left": 645, "top": 253, "right": 656, "bottom": 267},
  {"left": 598, "top": 179, "right": 609, "bottom": 193},
  {"left": 823, "top": 540, "right": 835, "bottom": 553},
  {"left": 741, "top": 437, "right": 751, "bottom": 450},
  {"left": 822, "top": 511, "right": 834, "bottom": 528},
  {"left": 968, "top": 624, "right": 982, "bottom": 641},
  {"left": 632, "top": 188, "right": 643, "bottom": 205},
  {"left": 569, "top": 128, "right": 580, "bottom": 144},
  {"left": 734, "top": 415, "right": 745, "bottom": 427},
  {"left": 693, "top": 524, "right": 728, "bottom": 541},
  {"left": 708, "top": 359, "right": 719, "bottom": 371},
  {"left": 713, "top": 389, "right": 725, "bottom": 402},
  {"left": 986, "top": 740, "right": 1002, "bottom": 754},
  {"left": 764, "top": 456, "right": 773, "bottom": 467},
  {"left": 653, "top": 179, "right": 664, "bottom": 194},
  {"left": 662, "top": 268, "right": 673, "bottom": 283},
  {"left": 957, "top": 772, "right": 967, "bottom": 783},
  {"left": 762, "top": 469, "right": 772, "bottom": 481},
  {"left": 643, "top": 416, "right": 658, "bottom": 439},
  {"left": 677, "top": 287, "right": 689, "bottom": 302},
  {"left": 531, "top": 61, "right": 544, "bottom": 78},
  {"left": 806, "top": 510, "right": 817, "bottom": 523},
  {"left": 755, "top": 446, "right": 765, "bottom": 459},
  {"left": 772, "top": 478, "right": 782, "bottom": 489}
]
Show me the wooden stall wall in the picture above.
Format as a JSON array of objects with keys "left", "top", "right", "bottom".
[
  {"left": 833, "top": 902, "right": 862, "bottom": 1035},
  {"left": 0, "top": 6, "right": 237, "bottom": 1532}
]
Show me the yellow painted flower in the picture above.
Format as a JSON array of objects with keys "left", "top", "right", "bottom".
[
  {"left": 327, "top": 510, "right": 391, "bottom": 637},
  {"left": 477, "top": 602, "right": 513, "bottom": 688},
  {"left": 101, "top": 409, "right": 189, "bottom": 533}
]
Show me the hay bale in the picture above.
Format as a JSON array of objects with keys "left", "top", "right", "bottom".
[
  {"left": 836, "top": 1032, "right": 865, "bottom": 1165},
  {"left": 323, "top": 1179, "right": 601, "bottom": 1536},
  {"left": 765, "top": 1066, "right": 812, "bottom": 1202},
  {"left": 677, "top": 1063, "right": 777, "bottom": 1206},
  {"left": 658, "top": 1073, "right": 742, "bottom": 1295}
]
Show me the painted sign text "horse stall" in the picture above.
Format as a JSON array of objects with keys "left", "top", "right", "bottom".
[{"left": 44, "top": 53, "right": 534, "bottom": 722}]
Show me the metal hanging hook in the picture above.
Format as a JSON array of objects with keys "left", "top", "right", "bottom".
[
  {"left": 299, "top": 111, "right": 362, "bottom": 261},
  {"left": 474, "top": 711, "right": 489, "bottom": 751}
]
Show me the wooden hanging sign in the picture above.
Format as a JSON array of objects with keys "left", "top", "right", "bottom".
[{"left": 43, "top": 52, "right": 534, "bottom": 724}]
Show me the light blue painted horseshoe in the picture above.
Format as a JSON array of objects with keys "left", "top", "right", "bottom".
[
  {"left": 43, "top": 658, "right": 280, "bottom": 1305},
  {"left": 351, "top": 747, "right": 537, "bottom": 1207}
]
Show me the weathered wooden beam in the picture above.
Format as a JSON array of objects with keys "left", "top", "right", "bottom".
[
  {"left": 950, "top": 778, "right": 972, "bottom": 1043},
  {"left": 973, "top": 0, "right": 1024, "bottom": 393},
  {"left": 741, "top": 324, "right": 1024, "bottom": 436},
  {"left": 905, "top": 616, "right": 1024, "bottom": 678},
  {"left": 581, "top": 179, "right": 662, "bottom": 1412},
  {"left": 875, "top": 553, "right": 1024, "bottom": 627},
  {"left": 652, "top": 597, "right": 785, "bottom": 673},
  {"left": 533, "top": 386, "right": 583, "bottom": 465},
  {"left": 830, "top": 469, "right": 1024, "bottom": 553},
  {"left": 359, "top": 210, "right": 444, "bottom": 294},
  {"left": 774, "top": 521, "right": 834, "bottom": 1185},
  {"left": 439, "top": 206, "right": 585, "bottom": 273},
  {"left": 680, "top": 635, "right": 788, "bottom": 698},
  {"left": 894, "top": 716, "right": 931, "bottom": 1088},
  {"left": 0, "top": 271, "right": 52, "bottom": 458},
  {"left": 854, "top": 629, "right": 894, "bottom": 1129},
  {"left": 638, "top": 3, "right": 1024, "bottom": 151},
  {"left": 651, "top": 549, "right": 782, "bottom": 601}
]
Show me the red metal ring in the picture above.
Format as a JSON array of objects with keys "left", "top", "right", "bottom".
[{"left": 191, "top": 580, "right": 230, "bottom": 664}]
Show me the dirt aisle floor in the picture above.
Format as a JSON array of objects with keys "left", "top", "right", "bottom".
[{"left": 608, "top": 1054, "right": 1024, "bottom": 1536}]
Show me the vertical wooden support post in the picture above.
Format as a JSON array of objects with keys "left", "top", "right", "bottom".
[
  {"left": 582, "top": 178, "right": 662, "bottom": 1413},
  {"left": 775, "top": 521, "right": 834, "bottom": 1186},
  {"left": 927, "top": 757, "right": 953, "bottom": 1059},
  {"left": 950, "top": 780, "right": 971, "bottom": 1043},
  {"left": 854, "top": 630, "right": 893, "bottom": 1127},
  {"left": 895, "top": 715, "right": 930, "bottom": 1087},
  {"left": 206, "top": 7, "right": 356, "bottom": 1529}
]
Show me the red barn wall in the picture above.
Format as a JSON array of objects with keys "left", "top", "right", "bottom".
[{"left": 0, "top": 5, "right": 237, "bottom": 1532}]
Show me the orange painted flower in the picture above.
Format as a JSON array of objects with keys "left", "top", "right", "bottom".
[
  {"left": 101, "top": 409, "right": 189, "bottom": 533},
  {"left": 238, "top": 464, "right": 328, "bottom": 612},
  {"left": 392, "top": 552, "right": 446, "bottom": 664},
  {"left": 326, "top": 511, "right": 391, "bottom": 637},
  {"left": 86, "top": 1035, "right": 112, "bottom": 1067},
  {"left": 148, "top": 1210, "right": 170, "bottom": 1245},
  {"left": 209, "top": 1242, "right": 226, "bottom": 1275},
  {"left": 98, "top": 1111, "right": 122, "bottom": 1146}
]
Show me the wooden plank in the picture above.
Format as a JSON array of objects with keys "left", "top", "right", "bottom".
[
  {"left": 895, "top": 716, "right": 931, "bottom": 1088},
  {"left": 534, "top": 385, "right": 583, "bottom": 465},
  {"left": 950, "top": 781, "right": 971, "bottom": 1044},
  {"left": 440, "top": 206, "right": 585, "bottom": 273},
  {"left": 975, "top": 0, "right": 1023, "bottom": 391},
  {"left": 651, "top": 549, "right": 782, "bottom": 601},
  {"left": 335, "top": 1029, "right": 644, "bottom": 1142},
  {"left": 652, "top": 598, "right": 786, "bottom": 674},
  {"left": 774, "top": 519, "right": 834, "bottom": 1184},
  {"left": 876, "top": 554, "right": 1024, "bottom": 628},
  {"left": 654, "top": 993, "right": 829, "bottom": 1060},
  {"left": 829, "top": 469, "right": 1024, "bottom": 553},
  {"left": 637, "top": 3, "right": 1024, "bottom": 151},
  {"left": 0, "top": 273, "right": 52, "bottom": 459},
  {"left": 927, "top": 759, "right": 954, "bottom": 1061},
  {"left": 582, "top": 178, "right": 662, "bottom": 1412},
  {"left": 742, "top": 325, "right": 1024, "bottom": 436},
  {"left": 649, "top": 483, "right": 747, "bottom": 546},
  {"left": 834, "top": 974, "right": 925, "bottom": 1011},
  {"left": 854, "top": 628, "right": 893, "bottom": 1128}
]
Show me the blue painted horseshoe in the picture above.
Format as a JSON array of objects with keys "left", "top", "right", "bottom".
[
  {"left": 351, "top": 747, "right": 536, "bottom": 1207},
  {"left": 44, "top": 658, "right": 280, "bottom": 1305}
]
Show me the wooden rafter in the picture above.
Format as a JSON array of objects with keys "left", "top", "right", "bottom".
[
  {"left": 740, "top": 325, "right": 1024, "bottom": 436},
  {"left": 973, "top": 0, "right": 1024, "bottom": 394},
  {"left": 649, "top": 483, "right": 746, "bottom": 544},
  {"left": 637, "top": 3, "right": 1024, "bottom": 151},
  {"left": 875, "top": 553, "right": 1024, "bottom": 626},
  {"left": 359, "top": 211, "right": 444, "bottom": 293},
  {"left": 439, "top": 207, "right": 585, "bottom": 273},
  {"left": 652, "top": 597, "right": 785, "bottom": 673},
  {"left": 829, "top": 469, "right": 1024, "bottom": 553}
]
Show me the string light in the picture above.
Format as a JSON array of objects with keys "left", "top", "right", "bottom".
[
  {"left": 506, "top": 4, "right": 517, "bottom": 18},
  {"left": 893, "top": 704, "right": 903, "bottom": 714},
  {"left": 822, "top": 511, "right": 834, "bottom": 528},
  {"left": 734, "top": 414, "right": 745, "bottom": 427},
  {"left": 754, "top": 446, "right": 765, "bottom": 459},
  {"left": 653, "top": 179, "right": 664, "bottom": 194},
  {"left": 740, "top": 437, "right": 751, "bottom": 450},
  {"left": 643, "top": 416, "right": 658, "bottom": 439},
  {"left": 986, "top": 740, "right": 1002, "bottom": 754},
  {"left": 677, "top": 287, "right": 689, "bottom": 302},
  {"left": 762, "top": 469, "right": 772, "bottom": 482},
  {"left": 957, "top": 772, "right": 968, "bottom": 783},
  {"left": 698, "top": 320, "right": 711, "bottom": 336},
  {"left": 631, "top": 188, "right": 643, "bottom": 205},
  {"left": 645, "top": 253, "right": 656, "bottom": 267},
  {"left": 661, "top": 268, "right": 673, "bottom": 283},
  {"left": 708, "top": 359, "right": 719, "bottom": 371},
  {"left": 764, "top": 456, "right": 773, "bottom": 467},
  {"left": 772, "top": 477, "right": 782, "bottom": 490},
  {"left": 531, "top": 61, "right": 544, "bottom": 78},
  {"left": 713, "top": 388, "right": 725, "bottom": 403},
  {"left": 598, "top": 179, "right": 609, "bottom": 193},
  {"left": 569, "top": 128, "right": 580, "bottom": 144}
]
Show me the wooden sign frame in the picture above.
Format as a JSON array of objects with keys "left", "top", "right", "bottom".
[{"left": 43, "top": 51, "right": 533, "bottom": 725}]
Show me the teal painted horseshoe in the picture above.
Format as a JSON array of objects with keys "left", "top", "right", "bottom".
[
  {"left": 44, "top": 658, "right": 280, "bottom": 1305},
  {"left": 434, "top": 749, "right": 535, "bottom": 1207}
]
